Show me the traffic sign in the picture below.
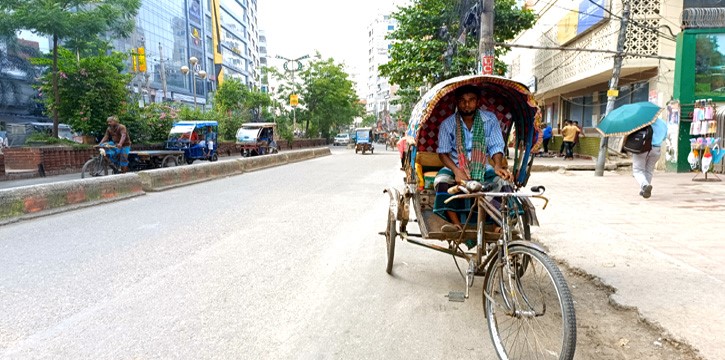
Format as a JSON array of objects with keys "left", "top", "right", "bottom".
[{"left": 290, "top": 94, "right": 299, "bottom": 107}]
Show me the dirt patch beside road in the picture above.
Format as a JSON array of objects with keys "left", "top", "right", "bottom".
[{"left": 561, "top": 263, "right": 703, "bottom": 360}]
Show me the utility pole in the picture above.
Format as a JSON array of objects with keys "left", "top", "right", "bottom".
[
  {"left": 275, "top": 54, "right": 309, "bottom": 134},
  {"left": 595, "top": 1, "right": 630, "bottom": 176},
  {"left": 478, "top": 0, "right": 495, "bottom": 75}
]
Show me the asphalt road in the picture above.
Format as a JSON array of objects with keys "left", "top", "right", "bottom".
[{"left": 0, "top": 146, "right": 502, "bottom": 359}]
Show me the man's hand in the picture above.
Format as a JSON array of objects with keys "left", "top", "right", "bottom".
[
  {"left": 453, "top": 168, "right": 470, "bottom": 184},
  {"left": 116, "top": 143, "right": 123, "bottom": 149},
  {"left": 494, "top": 165, "right": 513, "bottom": 181}
]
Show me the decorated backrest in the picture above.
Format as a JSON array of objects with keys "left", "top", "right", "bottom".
[{"left": 406, "top": 75, "right": 540, "bottom": 186}]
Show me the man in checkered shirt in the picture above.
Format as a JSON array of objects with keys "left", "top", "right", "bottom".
[{"left": 434, "top": 85, "right": 513, "bottom": 232}]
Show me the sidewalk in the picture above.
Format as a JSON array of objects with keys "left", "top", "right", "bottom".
[{"left": 528, "top": 167, "right": 725, "bottom": 360}]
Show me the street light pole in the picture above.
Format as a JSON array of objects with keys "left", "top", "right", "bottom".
[
  {"left": 275, "top": 54, "right": 309, "bottom": 135},
  {"left": 180, "top": 56, "right": 207, "bottom": 111}
]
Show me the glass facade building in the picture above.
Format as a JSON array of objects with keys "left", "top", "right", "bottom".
[{"left": 112, "top": 0, "right": 259, "bottom": 105}]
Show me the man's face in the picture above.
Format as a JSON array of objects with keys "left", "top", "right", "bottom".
[{"left": 457, "top": 93, "right": 479, "bottom": 116}]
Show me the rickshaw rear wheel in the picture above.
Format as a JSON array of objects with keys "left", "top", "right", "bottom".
[
  {"left": 385, "top": 209, "right": 397, "bottom": 274},
  {"left": 210, "top": 153, "right": 218, "bottom": 162},
  {"left": 186, "top": 158, "right": 194, "bottom": 165}
]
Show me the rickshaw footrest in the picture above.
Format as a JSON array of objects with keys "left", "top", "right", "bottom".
[{"left": 446, "top": 291, "right": 466, "bottom": 302}]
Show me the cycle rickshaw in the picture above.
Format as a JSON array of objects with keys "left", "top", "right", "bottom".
[{"left": 382, "top": 75, "right": 576, "bottom": 359}]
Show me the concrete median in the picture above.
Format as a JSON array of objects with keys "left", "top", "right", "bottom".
[
  {"left": 137, "top": 160, "right": 244, "bottom": 192},
  {"left": 0, "top": 173, "right": 144, "bottom": 225},
  {"left": 239, "top": 152, "right": 288, "bottom": 172},
  {"left": 0, "top": 147, "right": 333, "bottom": 224}
]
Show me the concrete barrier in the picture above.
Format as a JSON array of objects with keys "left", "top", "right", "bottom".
[
  {"left": 137, "top": 160, "right": 244, "bottom": 192},
  {"left": 0, "top": 173, "right": 144, "bottom": 224},
  {"left": 312, "top": 147, "right": 332, "bottom": 157},
  {"left": 285, "top": 148, "right": 317, "bottom": 163},
  {"left": 238, "top": 152, "right": 289, "bottom": 172},
  {"left": 0, "top": 146, "right": 332, "bottom": 225}
]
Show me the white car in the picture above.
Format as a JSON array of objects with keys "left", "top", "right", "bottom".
[{"left": 333, "top": 133, "right": 350, "bottom": 146}]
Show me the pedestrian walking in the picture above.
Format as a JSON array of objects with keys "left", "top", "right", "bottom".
[
  {"left": 632, "top": 119, "right": 667, "bottom": 198},
  {"left": 540, "top": 123, "right": 552, "bottom": 156},
  {"left": 561, "top": 121, "right": 581, "bottom": 160}
]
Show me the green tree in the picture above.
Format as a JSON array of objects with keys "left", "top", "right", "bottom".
[
  {"left": 0, "top": 0, "right": 141, "bottom": 137},
  {"left": 35, "top": 48, "right": 130, "bottom": 139},
  {"left": 213, "top": 78, "right": 274, "bottom": 140},
  {"left": 379, "top": 0, "right": 535, "bottom": 112},
  {"left": 298, "top": 54, "right": 362, "bottom": 138}
]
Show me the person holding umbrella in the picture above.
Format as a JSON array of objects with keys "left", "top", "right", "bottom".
[
  {"left": 632, "top": 118, "right": 667, "bottom": 198},
  {"left": 596, "top": 101, "right": 665, "bottom": 198}
]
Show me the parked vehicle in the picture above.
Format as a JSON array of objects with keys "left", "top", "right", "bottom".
[
  {"left": 333, "top": 133, "right": 350, "bottom": 146},
  {"left": 81, "top": 121, "right": 218, "bottom": 178},
  {"left": 235, "top": 122, "right": 279, "bottom": 157},
  {"left": 166, "top": 121, "right": 219, "bottom": 164},
  {"left": 354, "top": 127, "right": 374, "bottom": 154},
  {"left": 5, "top": 122, "right": 78, "bottom": 147}
]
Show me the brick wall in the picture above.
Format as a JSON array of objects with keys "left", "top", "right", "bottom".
[
  {"left": 3, "top": 147, "right": 42, "bottom": 171},
  {"left": 39, "top": 147, "right": 97, "bottom": 175},
  {"left": 0, "top": 154, "right": 5, "bottom": 177}
]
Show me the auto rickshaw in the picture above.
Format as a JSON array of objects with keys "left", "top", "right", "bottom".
[
  {"left": 235, "top": 122, "right": 279, "bottom": 157},
  {"left": 354, "top": 127, "right": 374, "bottom": 154},
  {"left": 165, "top": 121, "right": 219, "bottom": 164}
]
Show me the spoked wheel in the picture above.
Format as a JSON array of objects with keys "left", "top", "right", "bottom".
[
  {"left": 81, "top": 158, "right": 107, "bottom": 178},
  {"left": 385, "top": 209, "right": 397, "bottom": 274},
  {"left": 211, "top": 153, "right": 218, "bottom": 162},
  {"left": 484, "top": 245, "right": 576, "bottom": 360}
]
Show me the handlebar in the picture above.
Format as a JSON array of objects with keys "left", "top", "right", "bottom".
[{"left": 444, "top": 180, "right": 549, "bottom": 209}]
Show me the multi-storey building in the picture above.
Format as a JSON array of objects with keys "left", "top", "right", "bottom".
[
  {"left": 259, "top": 30, "right": 269, "bottom": 93},
  {"left": 366, "top": 13, "right": 399, "bottom": 130},
  {"left": 505, "top": 0, "right": 682, "bottom": 130},
  {"left": 110, "top": 0, "right": 259, "bottom": 106}
]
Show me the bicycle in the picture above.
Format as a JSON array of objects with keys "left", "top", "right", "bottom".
[{"left": 81, "top": 143, "right": 124, "bottom": 178}]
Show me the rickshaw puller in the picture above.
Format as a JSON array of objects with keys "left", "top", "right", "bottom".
[{"left": 434, "top": 85, "right": 513, "bottom": 232}]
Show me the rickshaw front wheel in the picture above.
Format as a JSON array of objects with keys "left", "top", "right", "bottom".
[
  {"left": 186, "top": 157, "right": 195, "bottom": 165},
  {"left": 484, "top": 245, "right": 576, "bottom": 360}
]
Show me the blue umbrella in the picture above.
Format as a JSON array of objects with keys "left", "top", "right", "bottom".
[{"left": 596, "top": 102, "right": 663, "bottom": 137}]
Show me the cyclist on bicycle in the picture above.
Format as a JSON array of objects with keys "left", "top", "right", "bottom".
[
  {"left": 98, "top": 115, "right": 132, "bottom": 173},
  {"left": 434, "top": 85, "right": 513, "bottom": 233}
]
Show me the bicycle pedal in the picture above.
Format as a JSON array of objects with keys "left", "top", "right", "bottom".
[{"left": 446, "top": 291, "right": 466, "bottom": 302}]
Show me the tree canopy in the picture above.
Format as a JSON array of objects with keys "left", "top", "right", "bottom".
[
  {"left": 379, "top": 0, "right": 535, "bottom": 121},
  {"left": 0, "top": 0, "right": 141, "bottom": 137},
  {"left": 298, "top": 55, "right": 362, "bottom": 138}
]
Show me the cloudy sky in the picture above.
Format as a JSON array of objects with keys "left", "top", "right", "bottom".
[{"left": 258, "top": 0, "right": 410, "bottom": 96}]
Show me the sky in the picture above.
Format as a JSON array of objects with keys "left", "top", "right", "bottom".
[{"left": 258, "top": 0, "right": 410, "bottom": 96}]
